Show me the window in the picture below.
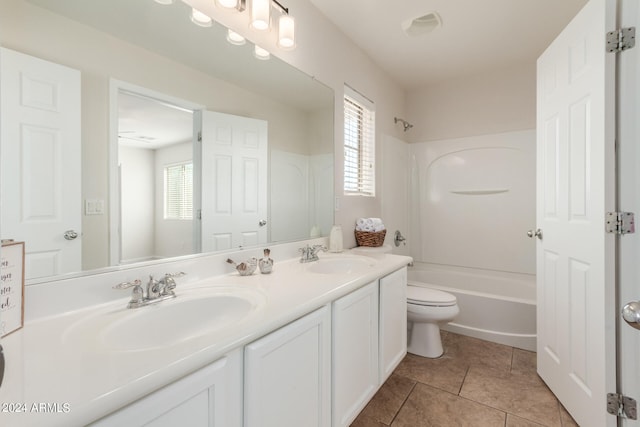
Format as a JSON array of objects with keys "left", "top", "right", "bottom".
[
  {"left": 344, "top": 86, "right": 375, "bottom": 196},
  {"left": 165, "top": 162, "right": 193, "bottom": 220}
]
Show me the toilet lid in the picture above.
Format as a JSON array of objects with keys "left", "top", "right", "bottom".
[{"left": 407, "top": 285, "right": 457, "bottom": 306}]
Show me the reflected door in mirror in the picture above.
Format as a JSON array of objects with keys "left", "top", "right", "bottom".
[{"left": 198, "top": 111, "right": 268, "bottom": 251}]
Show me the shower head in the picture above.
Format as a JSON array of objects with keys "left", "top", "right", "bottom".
[{"left": 394, "top": 117, "right": 414, "bottom": 132}]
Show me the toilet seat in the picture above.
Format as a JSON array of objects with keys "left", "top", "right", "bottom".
[{"left": 407, "top": 285, "right": 457, "bottom": 307}]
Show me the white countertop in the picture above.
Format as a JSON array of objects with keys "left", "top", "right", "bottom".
[{"left": 0, "top": 251, "right": 411, "bottom": 427}]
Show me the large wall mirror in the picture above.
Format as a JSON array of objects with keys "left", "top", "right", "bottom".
[{"left": 0, "top": 0, "right": 334, "bottom": 284}]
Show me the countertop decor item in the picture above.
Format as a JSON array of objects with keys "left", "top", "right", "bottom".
[
  {"left": 354, "top": 218, "right": 386, "bottom": 247},
  {"left": 0, "top": 240, "right": 25, "bottom": 337},
  {"left": 259, "top": 249, "right": 273, "bottom": 274},
  {"left": 226, "top": 257, "right": 258, "bottom": 276}
]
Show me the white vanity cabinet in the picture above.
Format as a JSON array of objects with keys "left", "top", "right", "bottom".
[
  {"left": 91, "top": 348, "right": 243, "bottom": 427},
  {"left": 379, "top": 267, "right": 407, "bottom": 382},
  {"left": 244, "top": 305, "right": 332, "bottom": 427},
  {"left": 332, "top": 280, "right": 380, "bottom": 427}
]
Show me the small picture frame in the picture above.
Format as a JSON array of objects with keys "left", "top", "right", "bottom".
[{"left": 1, "top": 240, "right": 25, "bottom": 338}]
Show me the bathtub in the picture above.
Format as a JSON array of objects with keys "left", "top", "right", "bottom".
[{"left": 408, "top": 262, "right": 537, "bottom": 351}]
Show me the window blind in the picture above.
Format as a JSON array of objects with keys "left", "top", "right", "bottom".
[
  {"left": 165, "top": 162, "right": 193, "bottom": 220},
  {"left": 344, "top": 87, "right": 375, "bottom": 196}
]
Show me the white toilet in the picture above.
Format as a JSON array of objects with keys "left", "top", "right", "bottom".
[{"left": 407, "top": 285, "right": 459, "bottom": 358}]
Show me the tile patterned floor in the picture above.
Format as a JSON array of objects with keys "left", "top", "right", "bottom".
[{"left": 351, "top": 332, "right": 579, "bottom": 427}]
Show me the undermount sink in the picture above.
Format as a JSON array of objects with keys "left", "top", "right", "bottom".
[
  {"left": 63, "top": 286, "right": 266, "bottom": 352},
  {"left": 306, "top": 255, "right": 377, "bottom": 275}
]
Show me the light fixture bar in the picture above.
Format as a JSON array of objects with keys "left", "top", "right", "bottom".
[{"left": 272, "top": 0, "right": 288, "bottom": 14}]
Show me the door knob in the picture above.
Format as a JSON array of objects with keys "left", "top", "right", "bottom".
[
  {"left": 258, "top": 220, "right": 267, "bottom": 227},
  {"left": 527, "top": 229, "right": 542, "bottom": 240},
  {"left": 63, "top": 230, "right": 79, "bottom": 240},
  {"left": 623, "top": 301, "right": 640, "bottom": 329}
]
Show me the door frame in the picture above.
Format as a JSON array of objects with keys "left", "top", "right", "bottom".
[{"left": 617, "top": 1, "right": 640, "bottom": 425}]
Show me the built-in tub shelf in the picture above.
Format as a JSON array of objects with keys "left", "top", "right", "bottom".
[{"left": 449, "top": 189, "right": 509, "bottom": 195}]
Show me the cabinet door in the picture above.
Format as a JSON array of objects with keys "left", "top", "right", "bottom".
[
  {"left": 332, "top": 281, "right": 379, "bottom": 427},
  {"left": 91, "top": 349, "right": 243, "bottom": 427},
  {"left": 244, "top": 306, "right": 331, "bottom": 427},
  {"left": 379, "top": 267, "right": 407, "bottom": 382}
]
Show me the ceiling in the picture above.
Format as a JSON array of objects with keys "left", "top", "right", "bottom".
[
  {"left": 117, "top": 93, "right": 193, "bottom": 150},
  {"left": 308, "top": 0, "right": 588, "bottom": 89}
]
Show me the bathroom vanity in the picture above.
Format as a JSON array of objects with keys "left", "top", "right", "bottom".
[{"left": 0, "top": 246, "right": 410, "bottom": 427}]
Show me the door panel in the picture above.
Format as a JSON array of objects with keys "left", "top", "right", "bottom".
[
  {"left": 198, "top": 111, "right": 267, "bottom": 252},
  {"left": 536, "top": 0, "right": 616, "bottom": 425},
  {"left": 0, "top": 48, "right": 82, "bottom": 279}
]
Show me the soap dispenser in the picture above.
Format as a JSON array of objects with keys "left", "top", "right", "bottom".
[{"left": 329, "top": 225, "right": 343, "bottom": 253}]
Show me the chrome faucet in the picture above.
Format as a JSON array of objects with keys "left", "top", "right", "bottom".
[
  {"left": 298, "top": 244, "right": 327, "bottom": 263},
  {"left": 114, "top": 272, "right": 185, "bottom": 309}
]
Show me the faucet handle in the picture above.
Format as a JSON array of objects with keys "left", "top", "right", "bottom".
[
  {"left": 165, "top": 272, "right": 186, "bottom": 279},
  {"left": 160, "top": 272, "right": 185, "bottom": 296},
  {"left": 113, "top": 279, "right": 142, "bottom": 290},
  {"left": 113, "top": 280, "right": 144, "bottom": 307}
]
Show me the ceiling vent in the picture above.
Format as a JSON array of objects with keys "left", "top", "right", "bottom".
[{"left": 402, "top": 12, "right": 442, "bottom": 37}]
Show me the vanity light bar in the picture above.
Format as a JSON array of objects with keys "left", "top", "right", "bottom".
[{"left": 153, "top": 0, "right": 295, "bottom": 58}]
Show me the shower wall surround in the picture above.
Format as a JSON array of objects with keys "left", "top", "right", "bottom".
[{"left": 409, "top": 129, "right": 536, "bottom": 275}]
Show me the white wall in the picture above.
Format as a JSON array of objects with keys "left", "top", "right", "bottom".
[
  {"left": 380, "top": 135, "right": 410, "bottom": 256},
  {"left": 406, "top": 61, "right": 536, "bottom": 143},
  {"left": 119, "top": 147, "right": 155, "bottom": 263},
  {"left": 155, "top": 141, "right": 194, "bottom": 259}
]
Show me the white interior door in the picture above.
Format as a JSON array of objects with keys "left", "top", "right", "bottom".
[
  {"left": 198, "top": 111, "right": 267, "bottom": 252},
  {"left": 536, "top": 0, "right": 617, "bottom": 425},
  {"left": 0, "top": 48, "right": 81, "bottom": 280},
  {"left": 618, "top": 1, "right": 640, "bottom": 426}
]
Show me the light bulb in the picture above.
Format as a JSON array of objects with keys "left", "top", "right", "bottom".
[
  {"left": 251, "top": 0, "right": 270, "bottom": 30},
  {"left": 217, "top": 0, "right": 238, "bottom": 8},
  {"left": 254, "top": 45, "right": 270, "bottom": 60},
  {"left": 190, "top": 8, "right": 212, "bottom": 27},
  {"left": 278, "top": 15, "right": 295, "bottom": 49},
  {"left": 227, "top": 29, "right": 246, "bottom": 45}
]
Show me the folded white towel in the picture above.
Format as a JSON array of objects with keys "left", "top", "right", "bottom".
[
  {"left": 356, "top": 218, "right": 368, "bottom": 229},
  {"left": 356, "top": 218, "right": 386, "bottom": 232}
]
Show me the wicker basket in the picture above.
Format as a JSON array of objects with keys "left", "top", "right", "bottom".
[{"left": 354, "top": 229, "right": 386, "bottom": 247}]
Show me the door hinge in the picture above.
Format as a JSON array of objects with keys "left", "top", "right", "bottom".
[
  {"left": 607, "top": 393, "right": 638, "bottom": 419},
  {"left": 197, "top": 131, "right": 202, "bottom": 143},
  {"left": 606, "top": 212, "right": 635, "bottom": 234},
  {"left": 606, "top": 27, "right": 636, "bottom": 53},
  {"left": 197, "top": 209, "right": 202, "bottom": 220}
]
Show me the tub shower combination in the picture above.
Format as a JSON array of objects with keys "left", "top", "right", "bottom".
[
  {"left": 408, "top": 262, "right": 536, "bottom": 351},
  {"left": 407, "top": 130, "right": 537, "bottom": 351}
]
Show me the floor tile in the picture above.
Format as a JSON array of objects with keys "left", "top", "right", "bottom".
[
  {"left": 350, "top": 413, "right": 388, "bottom": 427},
  {"left": 393, "top": 353, "right": 468, "bottom": 394},
  {"left": 511, "top": 348, "right": 537, "bottom": 375},
  {"left": 443, "top": 332, "right": 514, "bottom": 372},
  {"left": 460, "top": 366, "right": 562, "bottom": 426},
  {"left": 391, "top": 383, "right": 506, "bottom": 427},
  {"left": 357, "top": 374, "right": 416, "bottom": 425},
  {"left": 559, "top": 403, "right": 579, "bottom": 427},
  {"left": 506, "top": 414, "right": 547, "bottom": 426}
]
